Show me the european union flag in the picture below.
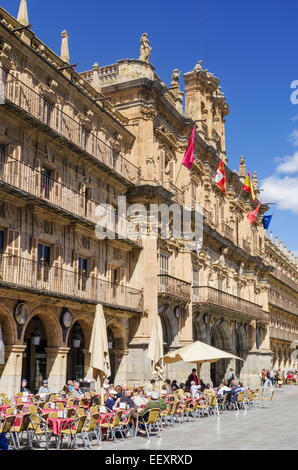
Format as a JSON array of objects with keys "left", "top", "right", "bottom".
[{"left": 262, "top": 215, "right": 272, "bottom": 230}]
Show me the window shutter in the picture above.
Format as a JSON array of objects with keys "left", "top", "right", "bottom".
[
  {"left": 7, "top": 229, "right": 19, "bottom": 267},
  {"left": 54, "top": 170, "right": 60, "bottom": 202},
  {"left": 35, "top": 159, "right": 41, "bottom": 191},
  {"left": 119, "top": 267, "right": 126, "bottom": 286}
]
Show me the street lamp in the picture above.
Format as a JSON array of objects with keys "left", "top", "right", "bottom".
[
  {"left": 31, "top": 328, "right": 41, "bottom": 346},
  {"left": 72, "top": 330, "right": 81, "bottom": 348}
]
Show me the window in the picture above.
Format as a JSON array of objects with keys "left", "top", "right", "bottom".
[
  {"left": 79, "top": 126, "right": 88, "bottom": 150},
  {"left": 37, "top": 243, "right": 51, "bottom": 282},
  {"left": 41, "top": 166, "right": 51, "bottom": 199},
  {"left": 193, "top": 267, "right": 200, "bottom": 287},
  {"left": 0, "top": 230, "right": 4, "bottom": 264},
  {"left": 84, "top": 188, "right": 91, "bottom": 216},
  {"left": 160, "top": 253, "right": 169, "bottom": 275},
  {"left": 0, "top": 144, "right": 6, "bottom": 174},
  {"left": 0, "top": 69, "right": 7, "bottom": 99},
  {"left": 78, "top": 256, "right": 88, "bottom": 291},
  {"left": 42, "top": 100, "right": 53, "bottom": 126}
]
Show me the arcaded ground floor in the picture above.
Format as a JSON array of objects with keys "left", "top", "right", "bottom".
[{"left": 99, "top": 385, "right": 298, "bottom": 450}]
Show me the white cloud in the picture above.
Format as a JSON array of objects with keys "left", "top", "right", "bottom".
[
  {"left": 276, "top": 151, "right": 298, "bottom": 174},
  {"left": 288, "top": 129, "right": 298, "bottom": 147},
  {"left": 261, "top": 175, "right": 298, "bottom": 213}
]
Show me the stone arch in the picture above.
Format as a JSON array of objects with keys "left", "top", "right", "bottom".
[
  {"left": 0, "top": 303, "right": 16, "bottom": 345},
  {"left": 106, "top": 318, "right": 127, "bottom": 384},
  {"left": 21, "top": 305, "right": 62, "bottom": 347},
  {"left": 210, "top": 319, "right": 233, "bottom": 386},
  {"left": 65, "top": 312, "right": 93, "bottom": 350},
  {"left": 106, "top": 319, "right": 127, "bottom": 351}
]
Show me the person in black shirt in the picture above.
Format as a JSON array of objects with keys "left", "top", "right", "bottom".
[{"left": 115, "top": 390, "right": 136, "bottom": 409}]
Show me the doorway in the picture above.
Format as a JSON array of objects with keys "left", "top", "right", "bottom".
[{"left": 21, "top": 316, "right": 47, "bottom": 394}]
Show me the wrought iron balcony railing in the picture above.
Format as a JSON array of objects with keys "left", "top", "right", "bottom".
[
  {"left": 161, "top": 181, "right": 184, "bottom": 206},
  {"left": 3, "top": 68, "right": 140, "bottom": 184},
  {"left": 0, "top": 155, "right": 141, "bottom": 246},
  {"left": 271, "top": 268, "right": 298, "bottom": 293},
  {"left": 269, "top": 290, "right": 298, "bottom": 316},
  {"left": 0, "top": 254, "right": 143, "bottom": 312},
  {"left": 269, "top": 326, "right": 298, "bottom": 343},
  {"left": 158, "top": 274, "right": 191, "bottom": 301},
  {"left": 193, "top": 286, "right": 268, "bottom": 322}
]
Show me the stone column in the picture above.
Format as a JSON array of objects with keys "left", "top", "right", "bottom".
[
  {"left": 45, "top": 347, "right": 69, "bottom": 393},
  {"left": 0, "top": 345, "right": 26, "bottom": 399}
]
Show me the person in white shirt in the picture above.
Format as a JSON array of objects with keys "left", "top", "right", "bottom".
[
  {"left": 190, "top": 381, "right": 201, "bottom": 398},
  {"left": 217, "top": 381, "right": 231, "bottom": 397},
  {"left": 133, "top": 390, "right": 149, "bottom": 408}
]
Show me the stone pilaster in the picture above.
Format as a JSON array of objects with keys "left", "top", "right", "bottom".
[
  {"left": 0, "top": 344, "right": 26, "bottom": 399},
  {"left": 45, "top": 347, "right": 69, "bottom": 393}
]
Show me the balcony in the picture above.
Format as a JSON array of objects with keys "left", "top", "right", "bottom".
[
  {"left": 3, "top": 68, "right": 140, "bottom": 185},
  {"left": 193, "top": 286, "right": 268, "bottom": 323},
  {"left": 0, "top": 254, "right": 143, "bottom": 312},
  {"left": 158, "top": 274, "right": 191, "bottom": 302},
  {"left": 270, "top": 326, "right": 298, "bottom": 343},
  {"left": 0, "top": 156, "right": 141, "bottom": 248},
  {"left": 161, "top": 181, "right": 184, "bottom": 206},
  {"left": 271, "top": 268, "right": 298, "bottom": 293},
  {"left": 243, "top": 239, "right": 251, "bottom": 254},
  {"left": 203, "top": 208, "right": 212, "bottom": 226},
  {"left": 269, "top": 290, "right": 298, "bottom": 316},
  {"left": 224, "top": 224, "right": 234, "bottom": 242}
]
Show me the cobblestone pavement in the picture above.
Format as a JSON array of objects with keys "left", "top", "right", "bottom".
[{"left": 93, "top": 386, "right": 298, "bottom": 450}]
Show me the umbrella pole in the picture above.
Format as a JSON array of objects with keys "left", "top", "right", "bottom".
[
  {"left": 197, "top": 363, "right": 201, "bottom": 383},
  {"left": 100, "top": 372, "right": 104, "bottom": 406}
]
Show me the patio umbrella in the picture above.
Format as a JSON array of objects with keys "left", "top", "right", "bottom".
[
  {"left": 148, "top": 316, "right": 164, "bottom": 391},
  {"left": 89, "top": 304, "right": 111, "bottom": 404},
  {"left": 162, "top": 340, "right": 244, "bottom": 381},
  {"left": 0, "top": 324, "right": 4, "bottom": 365}
]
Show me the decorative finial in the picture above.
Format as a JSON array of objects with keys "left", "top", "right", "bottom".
[
  {"left": 194, "top": 60, "right": 203, "bottom": 72},
  {"left": 270, "top": 229, "right": 273, "bottom": 242},
  {"left": 279, "top": 240, "right": 283, "bottom": 251},
  {"left": 275, "top": 236, "right": 278, "bottom": 247},
  {"left": 61, "top": 30, "right": 70, "bottom": 64},
  {"left": 17, "top": 0, "right": 29, "bottom": 26},
  {"left": 139, "top": 33, "right": 151, "bottom": 63},
  {"left": 171, "top": 69, "right": 180, "bottom": 89},
  {"left": 92, "top": 63, "right": 101, "bottom": 91},
  {"left": 252, "top": 171, "right": 260, "bottom": 197}
]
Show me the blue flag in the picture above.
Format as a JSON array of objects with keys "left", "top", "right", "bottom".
[{"left": 262, "top": 215, "right": 272, "bottom": 230}]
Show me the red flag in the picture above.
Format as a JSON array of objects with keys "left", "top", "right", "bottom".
[
  {"left": 182, "top": 126, "right": 196, "bottom": 170},
  {"left": 247, "top": 202, "right": 261, "bottom": 225},
  {"left": 215, "top": 159, "right": 226, "bottom": 194}
]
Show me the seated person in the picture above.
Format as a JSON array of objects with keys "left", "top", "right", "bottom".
[
  {"left": 71, "top": 382, "right": 84, "bottom": 398},
  {"left": 133, "top": 389, "right": 148, "bottom": 408},
  {"left": 105, "top": 390, "right": 117, "bottom": 411},
  {"left": 190, "top": 381, "right": 201, "bottom": 399},
  {"left": 20, "top": 379, "right": 30, "bottom": 394},
  {"left": 114, "top": 385, "right": 123, "bottom": 399},
  {"left": 67, "top": 380, "right": 74, "bottom": 392},
  {"left": 114, "top": 390, "right": 137, "bottom": 409},
  {"left": 38, "top": 379, "right": 51, "bottom": 394},
  {"left": 136, "top": 391, "right": 164, "bottom": 434},
  {"left": 217, "top": 381, "right": 231, "bottom": 397},
  {"left": 171, "top": 380, "right": 179, "bottom": 392},
  {"left": 145, "top": 379, "right": 157, "bottom": 396}
]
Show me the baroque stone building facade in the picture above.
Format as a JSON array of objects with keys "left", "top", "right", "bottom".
[{"left": 0, "top": 2, "right": 297, "bottom": 397}]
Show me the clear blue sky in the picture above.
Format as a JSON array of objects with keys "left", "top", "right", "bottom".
[{"left": 2, "top": 0, "right": 298, "bottom": 256}]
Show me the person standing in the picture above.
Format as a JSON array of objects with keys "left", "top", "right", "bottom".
[
  {"left": 187, "top": 369, "right": 199, "bottom": 387},
  {"left": 227, "top": 369, "right": 235, "bottom": 387},
  {"left": 20, "top": 379, "right": 30, "bottom": 393}
]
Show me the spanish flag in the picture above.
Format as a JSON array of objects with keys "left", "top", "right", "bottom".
[{"left": 242, "top": 172, "right": 255, "bottom": 201}]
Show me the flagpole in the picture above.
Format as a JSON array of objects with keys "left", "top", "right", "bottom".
[
  {"left": 174, "top": 162, "right": 183, "bottom": 186},
  {"left": 246, "top": 199, "right": 262, "bottom": 239}
]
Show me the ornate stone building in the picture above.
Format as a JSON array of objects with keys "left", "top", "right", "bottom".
[{"left": 0, "top": 2, "right": 297, "bottom": 396}]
